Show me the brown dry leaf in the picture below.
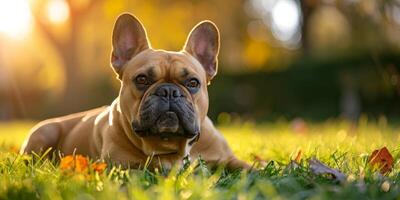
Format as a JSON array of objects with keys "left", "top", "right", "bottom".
[
  {"left": 368, "top": 147, "right": 394, "bottom": 174},
  {"left": 309, "top": 158, "right": 346, "bottom": 183}
]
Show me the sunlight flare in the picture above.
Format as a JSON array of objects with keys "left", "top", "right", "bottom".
[
  {"left": 46, "top": 0, "right": 70, "bottom": 24},
  {"left": 0, "top": 0, "right": 32, "bottom": 38}
]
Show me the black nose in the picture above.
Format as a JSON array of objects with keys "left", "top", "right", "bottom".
[{"left": 154, "top": 83, "right": 183, "bottom": 100}]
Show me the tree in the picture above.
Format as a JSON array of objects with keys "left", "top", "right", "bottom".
[
  {"left": 31, "top": 0, "right": 100, "bottom": 113},
  {"left": 299, "top": 0, "right": 319, "bottom": 52}
]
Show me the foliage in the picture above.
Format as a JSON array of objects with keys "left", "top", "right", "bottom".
[
  {"left": 0, "top": 120, "right": 400, "bottom": 199},
  {"left": 2, "top": 0, "right": 400, "bottom": 120},
  {"left": 209, "top": 52, "right": 400, "bottom": 121}
]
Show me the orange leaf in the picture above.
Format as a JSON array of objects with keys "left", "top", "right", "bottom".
[
  {"left": 60, "top": 155, "right": 89, "bottom": 173},
  {"left": 368, "top": 147, "right": 394, "bottom": 174},
  {"left": 60, "top": 155, "right": 75, "bottom": 171},
  {"left": 91, "top": 162, "right": 107, "bottom": 173},
  {"left": 74, "top": 155, "right": 89, "bottom": 172},
  {"left": 294, "top": 149, "right": 303, "bottom": 163}
]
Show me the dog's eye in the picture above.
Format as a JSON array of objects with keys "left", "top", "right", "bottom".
[
  {"left": 186, "top": 78, "right": 200, "bottom": 88},
  {"left": 135, "top": 75, "right": 148, "bottom": 85}
]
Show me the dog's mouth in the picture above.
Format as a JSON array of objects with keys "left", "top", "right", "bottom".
[
  {"left": 132, "top": 83, "right": 200, "bottom": 142},
  {"left": 132, "top": 110, "right": 199, "bottom": 156},
  {"left": 156, "top": 111, "right": 180, "bottom": 133},
  {"left": 132, "top": 111, "right": 199, "bottom": 139}
]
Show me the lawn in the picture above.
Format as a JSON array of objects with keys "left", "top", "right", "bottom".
[{"left": 0, "top": 118, "right": 399, "bottom": 199}]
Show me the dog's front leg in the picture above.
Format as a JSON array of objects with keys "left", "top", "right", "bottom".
[{"left": 191, "top": 117, "right": 251, "bottom": 170}]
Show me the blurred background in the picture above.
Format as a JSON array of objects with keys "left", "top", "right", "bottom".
[{"left": 1, "top": 0, "right": 400, "bottom": 124}]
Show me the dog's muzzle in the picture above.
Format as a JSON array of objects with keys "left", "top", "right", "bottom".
[{"left": 132, "top": 83, "right": 200, "bottom": 140}]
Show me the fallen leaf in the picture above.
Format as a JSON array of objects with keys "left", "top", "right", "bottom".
[
  {"left": 91, "top": 162, "right": 107, "bottom": 173},
  {"left": 286, "top": 150, "right": 302, "bottom": 171},
  {"left": 60, "top": 155, "right": 89, "bottom": 173},
  {"left": 294, "top": 149, "right": 303, "bottom": 163},
  {"left": 368, "top": 147, "right": 394, "bottom": 174},
  {"left": 309, "top": 158, "right": 346, "bottom": 183},
  {"left": 60, "top": 155, "right": 74, "bottom": 170},
  {"left": 74, "top": 155, "right": 89, "bottom": 172}
]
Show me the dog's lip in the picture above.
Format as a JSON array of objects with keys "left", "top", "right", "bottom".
[
  {"left": 132, "top": 110, "right": 199, "bottom": 138},
  {"left": 156, "top": 111, "right": 179, "bottom": 133},
  {"left": 151, "top": 151, "right": 178, "bottom": 156},
  {"left": 132, "top": 122, "right": 198, "bottom": 138},
  {"left": 134, "top": 130, "right": 198, "bottom": 139}
]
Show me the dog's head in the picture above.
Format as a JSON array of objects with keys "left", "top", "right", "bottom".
[{"left": 110, "top": 13, "right": 219, "bottom": 156}]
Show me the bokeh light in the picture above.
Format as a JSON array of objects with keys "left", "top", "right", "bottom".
[
  {"left": 248, "top": 0, "right": 302, "bottom": 48},
  {"left": 271, "top": 0, "right": 300, "bottom": 42},
  {"left": 0, "top": 0, "right": 32, "bottom": 38},
  {"left": 46, "top": 0, "right": 70, "bottom": 24}
]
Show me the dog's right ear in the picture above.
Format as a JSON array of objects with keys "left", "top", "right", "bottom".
[{"left": 111, "top": 13, "right": 150, "bottom": 79}]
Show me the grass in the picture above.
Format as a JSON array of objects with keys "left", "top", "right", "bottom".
[{"left": 0, "top": 117, "right": 400, "bottom": 199}]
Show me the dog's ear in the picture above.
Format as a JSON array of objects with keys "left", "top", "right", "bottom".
[
  {"left": 184, "top": 20, "right": 220, "bottom": 82},
  {"left": 111, "top": 13, "right": 150, "bottom": 78}
]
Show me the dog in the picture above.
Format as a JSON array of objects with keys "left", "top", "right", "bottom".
[{"left": 20, "top": 13, "right": 250, "bottom": 170}]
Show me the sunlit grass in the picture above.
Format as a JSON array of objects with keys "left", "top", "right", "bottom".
[
  {"left": 0, "top": 121, "right": 34, "bottom": 148},
  {"left": 222, "top": 119, "right": 400, "bottom": 167},
  {"left": 0, "top": 119, "right": 399, "bottom": 199}
]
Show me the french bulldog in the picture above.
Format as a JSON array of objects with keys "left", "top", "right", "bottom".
[{"left": 21, "top": 13, "right": 250, "bottom": 170}]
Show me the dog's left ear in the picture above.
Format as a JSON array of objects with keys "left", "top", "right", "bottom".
[
  {"left": 111, "top": 13, "right": 150, "bottom": 79},
  {"left": 184, "top": 21, "right": 220, "bottom": 82}
]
